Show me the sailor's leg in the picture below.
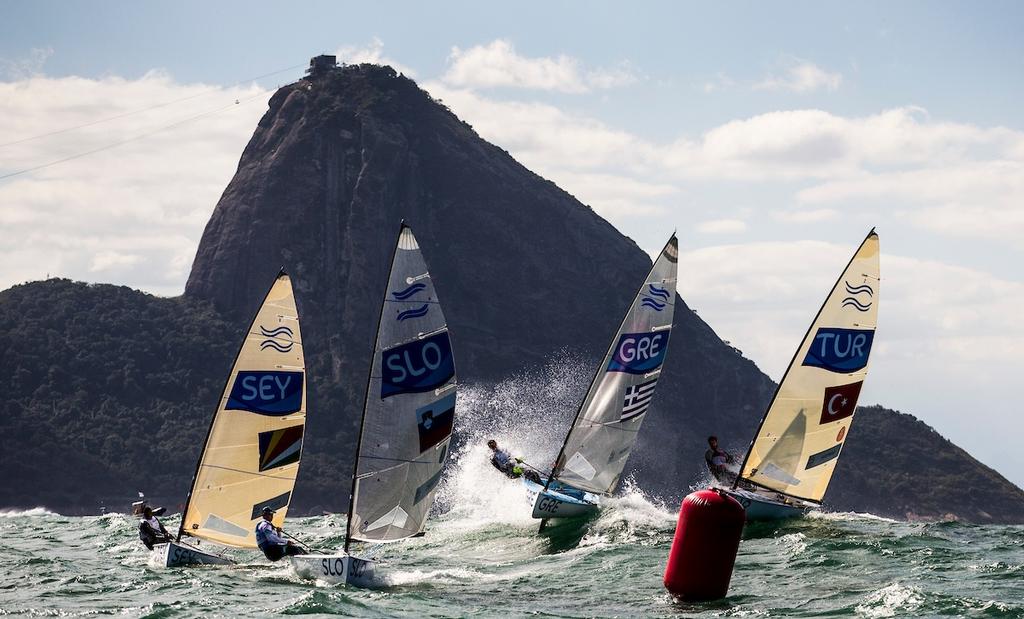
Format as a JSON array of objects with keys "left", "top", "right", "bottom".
[{"left": 263, "top": 545, "right": 285, "bottom": 562}]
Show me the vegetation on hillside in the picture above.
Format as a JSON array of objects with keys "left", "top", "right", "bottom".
[{"left": 0, "top": 279, "right": 352, "bottom": 513}]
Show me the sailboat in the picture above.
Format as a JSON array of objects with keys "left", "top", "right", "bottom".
[
  {"left": 725, "top": 229, "right": 880, "bottom": 520},
  {"left": 165, "top": 270, "right": 307, "bottom": 567},
  {"left": 526, "top": 234, "right": 678, "bottom": 525},
  {"left": 291, "top": 223, "right": 457, "bottom": 585}
]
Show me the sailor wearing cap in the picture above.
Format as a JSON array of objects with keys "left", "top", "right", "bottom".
[{"left": 255, "top": 506, "right": 307, "bottom": 561}]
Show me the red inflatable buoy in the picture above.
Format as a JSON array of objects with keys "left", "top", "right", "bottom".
[{"left": 663, "top": 488, "right": 745, "bottom": 600}]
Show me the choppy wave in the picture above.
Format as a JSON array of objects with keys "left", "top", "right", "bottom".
[{"left": 0, "top": 507, "right": 58, "bottom": 517}]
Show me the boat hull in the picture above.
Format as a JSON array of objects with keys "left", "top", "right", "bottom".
[
  {"left": 290, "top": 554, "right": 375, "bottom": 586},
  {"left": 523, "top": 478, "right": 600, "bottom": 520},
  {"left": 163, "top": 541, "right": 233, "bottom": 567},
  {"left": 724, "top": 488, "right": 810, "bottom": 521}
]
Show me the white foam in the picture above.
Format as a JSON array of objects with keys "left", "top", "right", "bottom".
[
  {"left": 775, "top": 532, "right": 808, "bottom": 556},
  {"left": 808, "top": 510, "right": 898, "bottom": 524},
  {"left": 432, "top": 354, "right": 592, "bottom": 531},
  {"left": 0, "top": 507, "right": 59, "bottom": 517},
  {"left": 855, "top": 582, "right": 925, "bottom": 618},
  {"left": 381, "top": 566, "right": 513, "bottom": 587}
]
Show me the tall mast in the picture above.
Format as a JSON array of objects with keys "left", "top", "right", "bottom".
[
  {"left": 344, "top": 224, "right": 405, "bottom": 553},
  {"left": 176, "top": 268, "right": 288, "bottom": 542},
  {"left": 733, "top": 229, "right": 878, "bottom": 501}
]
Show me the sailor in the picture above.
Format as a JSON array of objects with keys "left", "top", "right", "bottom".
[
  {"left": 138, "top": 506, "right": 172, "bottom": 550},
  {"left": 255, "top": 507, "right": 307, "bottom": 561},
  {"left": 705, "top": 435, "right": 736, "bottom": 484},
  {"left": 487, "top": 439, "right": 541, "bottom": 483}
]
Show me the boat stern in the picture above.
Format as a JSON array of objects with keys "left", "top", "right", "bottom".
[
  {"left": 724, "top": 488, "right": 810, "bottom": 521},
  {"left": 524, "top": 478, "right": 600, "bottom": 519},
  {"left": 290, "top": 554, "right": 376, "bottom": 587},
  {"left": 163, "top": 541, "right": 233, "bottom": 567}
]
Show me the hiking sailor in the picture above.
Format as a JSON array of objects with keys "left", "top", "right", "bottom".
[
  {"left": 138, "top": 506, "right": 172, "bottom": 550},
  {"left": 705, "top": 435, "right": 736, "bottom": 484},
  {"left": 487, "top": 439, "right": 541, "bottom": 483},
  {"left": 255, "top": 507, "right": 307, "bottom": 561}
]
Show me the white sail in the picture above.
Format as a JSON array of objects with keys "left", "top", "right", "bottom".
[
  {"left": 178, "top": 271, "right": 306, "bottom": 548},
  {"left": 346, "top": 224, "right": 456, "bottom": 546},
  {"left": 550, "top": 235, "right": 678, "bottom": 495},
  {"left": 736, "top": 230, "right": 880, "bottom": 503}
]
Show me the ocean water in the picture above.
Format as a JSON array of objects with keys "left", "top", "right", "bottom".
[
  {"left": 4, "top": 480, "right": 1023, "bottom": 617},
  {"left": 4, "top": 366, "right": 1022, "bottom": 617}
]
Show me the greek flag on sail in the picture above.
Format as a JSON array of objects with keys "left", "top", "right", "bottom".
[{"left": 621, "top": 377, "right": 658, "bottom": 421}]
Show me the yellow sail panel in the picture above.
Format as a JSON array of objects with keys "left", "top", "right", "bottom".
[
  {"left": 740, "top": 232, "right": 879, "bottom": 503},
  {"left": 181, "top": 273, "right": 306, "bottom": 548}
]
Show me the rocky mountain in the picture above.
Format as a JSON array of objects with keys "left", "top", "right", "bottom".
[{"left": 2, "top": 63, "right": 1021, "bottom": 522}]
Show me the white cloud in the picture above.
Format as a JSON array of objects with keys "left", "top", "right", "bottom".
[
  {"left": 425, "top": 82, "right": 654, "bottom": 172},
  {"left": 442, "top": 40, "right": 637, "bottom": 93},
  {"left": 696, "top": 218, "right": 747, "bottom": 234},
  {"left": 681, "top": 239, "right": 1024, "bottom": 381},
  {"left": 702, "top": 72, "right": 736, "bottom": 94},
  {"left": 0, "top": 73, "right": 272, "bottom": 294},
  {"left": 797, "top": 162, "right": 1024, "bottom": 244},
  {"left": 335, "top": 38, "right": 416, "bottom": 76},
  {"left": 772, "top": 208, "right": 839, "bottom": 223},
  {"left": 0, "top": 47, "right": 53, "bottom": 80},
  {"left": 90, "top": 250, "right": 142, "bottom": 272},
  {"left": 755, "top": 58, "right": 843, "bottom": 93},
  {"left": 429, "top": 75, "right": 1024, "bottom": 250}
]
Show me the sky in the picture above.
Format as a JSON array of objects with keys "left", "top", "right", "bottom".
[{"left": 2, "top": 1, "right": 1023, "bottom": 487}]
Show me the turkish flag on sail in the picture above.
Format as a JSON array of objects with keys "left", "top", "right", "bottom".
[{"left": 819, "top": 381, "right": 863, "bottom": 424}]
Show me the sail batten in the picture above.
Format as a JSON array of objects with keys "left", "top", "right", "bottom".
[
  {"left": 178, "top": 272, "right": 307, "bottom": 548},
  {"left": 548, "top": 235, "right": 679, "bottom": 496},
  {"left": 345, "top": 224, "right": 457, "bottom": 548},
  {"left": 735, "top": 230, "right": 880, "bottom": 503}
]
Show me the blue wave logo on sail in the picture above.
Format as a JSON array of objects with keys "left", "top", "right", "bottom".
[
  {"left": 396, "top": 303, "right": 430, "bottom": 322},
  {"left": 842, "top": 281, "right": 874, "bottom": 312},
  {"left": 226, "top": 371, "right": 304, "bottom": 416},
  {"left": 648, "top": 284, "right": 670, "bottom": 300},
  {"left": 802, "top": 328, "right": 874, "bottom": 373},
  {"left": 259, "top": 325, "right": 294, "bottom": 352},
  {"left": 641, "top": 284, "right": 670, "bottom": 311},
  {"left": 381, "top": 331, "right": 455, "bottom": 398},
  {"left": 391, "top": 283, "right": 426, "bottom": 300},
  {"left": 607, "top": 330, "right": 670, "bottom": 374}
]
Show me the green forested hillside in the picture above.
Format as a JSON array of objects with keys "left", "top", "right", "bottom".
[{"left": 0, "top": 279, "right": 235, "bottom": 510}]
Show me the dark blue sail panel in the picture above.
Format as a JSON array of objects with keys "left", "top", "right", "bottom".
[
  {"left": 225, "top": 371, "right": 304, "bottom": 415},
  {"left": 802, "top": 328, "right": 874, "bottom": 373},
  {"left": 606, "top": 330, "right": 671, "bottom": 374},
  {"left": 380, "top": 331, "right": 455, "bottom": 398}
]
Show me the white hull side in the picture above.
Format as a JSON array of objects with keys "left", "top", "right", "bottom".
[
  {"left": 523, "top": 478, "right": 599, "bottom": 520},
  {"left": 290, "top": 554, "right": 375, "bottom": 587},
  {"left": 163, "top": 541, "right": 233, "bottom": 567},
  {"left": 725, "top": 489, "right": 810, "bottom": 521}
]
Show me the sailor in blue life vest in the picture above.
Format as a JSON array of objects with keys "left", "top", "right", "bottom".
[
  {"left": 138, "top": 506, "right": 171, "bottom": 550},
  {"left": 487, "top": 439, "right": 542, "bottom": 483},
  {"left": 705, "top": 435, "right": 736, "bottom": 484},
  {"left": 255, "top": 507, "right": 307, "bottom": 561}
]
